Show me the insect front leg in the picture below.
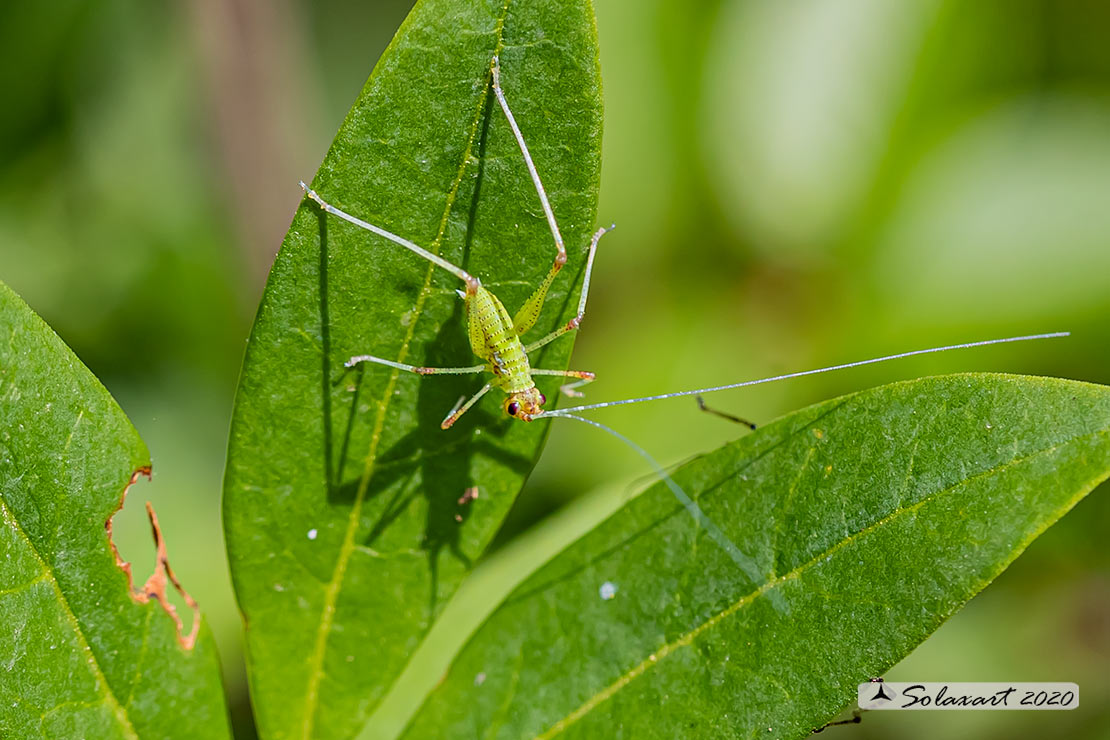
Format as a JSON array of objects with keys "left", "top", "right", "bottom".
[
  {"left": 531, "top": 368, "right": 595, "bottom": 398},
  {"left": 440, "top": 383, "right": 493, "bottom": 429}
]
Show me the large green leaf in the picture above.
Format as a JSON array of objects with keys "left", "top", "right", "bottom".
[
  {"left": 0, "top": 280, "right": 230, "bottom": 739},
  {"left": 401, "top": 374, "right": 1110, "bottom": 739},
  {"left": 222, "top": 0, "right": 602, "bottom": 737}
]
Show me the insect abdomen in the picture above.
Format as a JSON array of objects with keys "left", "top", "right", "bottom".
[{"left": 467, "top": 286, "right": 533, "bottom": 393}]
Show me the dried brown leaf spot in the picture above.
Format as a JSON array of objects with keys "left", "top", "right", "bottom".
[{"left": 105, "top": 467, "right": 200, "bottom": 650}]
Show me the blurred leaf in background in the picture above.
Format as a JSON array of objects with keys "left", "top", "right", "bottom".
[{"left": 1, "top": 0, "right": 1107, "bottom": 738}]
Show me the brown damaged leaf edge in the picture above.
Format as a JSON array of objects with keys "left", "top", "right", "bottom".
[{"left": 106, "top": 466, "right": 201, "bottom": 650}]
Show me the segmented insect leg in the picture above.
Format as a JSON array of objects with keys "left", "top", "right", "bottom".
[
  {"left": 559, "top": 377, "right": 593, "bottom": 398},
  {"left": 300, "top": 181, "right": 480, "bottom": 294},
  {"left": 530, "top": 368, "right": 596, "bottom": 398},
  {"left": 492, "top": 53, "right": 582, "bottom": 336},
  {"left": 490, "top": 55, "right": 564, "bottom": 267},
  {"left": 441, "top": 383, "right": 493, "bottom": 429},
  {"left": 813, "top": 710, "right": 863, "bottom": 733},
  {"left": 345, "top": 353, "right": 486, "bottom": 375},
  {"left": 696, "top": 395, "right": 757, "bottom": 430},
  {"left": 523, "top": 225, "right": 612, "bottom": 353}
]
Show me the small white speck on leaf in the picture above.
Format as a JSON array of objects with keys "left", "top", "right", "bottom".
[
  {"left": 599, "top": 581, "right": 617, "bottom": 600},
  {"left": 474, "top": 672, "right": 487, "bottom": 686},
  {"left": 307, "top": 529, "right": 318, "bottom": 540},
  {"left": 986, "top": 421, "right": 993, "bottom": 430}
]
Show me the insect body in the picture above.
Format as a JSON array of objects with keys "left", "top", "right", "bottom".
[
  {"left": 301, "top": 56, "right": 610, "bottom": 429},
  {"left": 464, "top": 283, "right": 548, "bottom": 422}
]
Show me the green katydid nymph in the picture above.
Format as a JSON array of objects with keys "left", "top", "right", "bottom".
[{"left": 301, "top": 55, "right": 609, "bottom": 429}]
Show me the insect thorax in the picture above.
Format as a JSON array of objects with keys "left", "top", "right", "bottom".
[{"left": 466, "top": 285, "right": 533, "bottom": 393}]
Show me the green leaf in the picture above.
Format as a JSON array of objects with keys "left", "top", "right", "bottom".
[
  {"left": 0, "top": 280, "right": 230, "bottom": 739},
  {"left": 222, "top": 0, "right": 602, "bottom": 737},
  {"left": 401, "top": 374, "right": 1110, "bottom": 739}
]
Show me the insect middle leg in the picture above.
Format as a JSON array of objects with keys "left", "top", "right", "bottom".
[
  {"left": 345, "top": 354, "right": 492, "bottom": 428},
  {"left": 345, "top": 353, "right": 486, "bottom": 375}
]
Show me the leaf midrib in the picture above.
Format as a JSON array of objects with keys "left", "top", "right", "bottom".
[
  {"left": 299, "top": 1, "right": 515, "bottom": 735},
  {"left": 534, "top": 427, "right": 1108, "bottom": 739},
  {"left": 0, "top": 492, "right": 140, "bottom": 739}
]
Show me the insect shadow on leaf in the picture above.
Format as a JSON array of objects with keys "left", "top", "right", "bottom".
[{"left": 307, "top": 59, "right": 571, "bottom": 614}]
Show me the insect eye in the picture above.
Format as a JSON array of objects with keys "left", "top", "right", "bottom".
[
  {"left": 538, "top": 393, "right": 547, "bottom": 405},
  {"left": 507, "top": 401, "right": 520, "bottom": 416}
]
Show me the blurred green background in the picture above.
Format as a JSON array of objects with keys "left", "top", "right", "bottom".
[{"left": 1, "top": 0, "right": 1107, "bottom": 738}]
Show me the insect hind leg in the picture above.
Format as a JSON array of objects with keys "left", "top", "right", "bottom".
[
  {"left": 521, "top": 224, "right": 613, "bottom": 349},
  {"left": 300, "top": 181, "right": 479, "bottom": 294},
  {"left": 490, "top": 56, "right": 565, "bottom": 268},
  {"left": 491, "top": 56, "right": 614, "bottom": 342}
]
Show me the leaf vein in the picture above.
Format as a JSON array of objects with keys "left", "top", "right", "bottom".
[
  {"left": 0, "top": 572, "right": 47, "bottom": 597},
  {"left": 0, "top": 494, "right": 139, "bottom": 739}
]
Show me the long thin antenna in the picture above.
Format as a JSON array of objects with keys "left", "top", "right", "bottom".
[
  {"left": 556, "top": 413, "right": 762, "bottom": 583},
  {"left": 541, "top": 332, "right": 1069, "bottom": 418}
]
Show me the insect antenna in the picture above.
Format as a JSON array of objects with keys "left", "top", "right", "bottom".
[
  {"left": 543, "top": 332, "right": 1070, "bottom": 418},
  {"left": 542, "top": 331, "right": 1069, "bottom": 579},
  {"left": 554, "top": 413, "right": 762, "bottom": 582}
]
